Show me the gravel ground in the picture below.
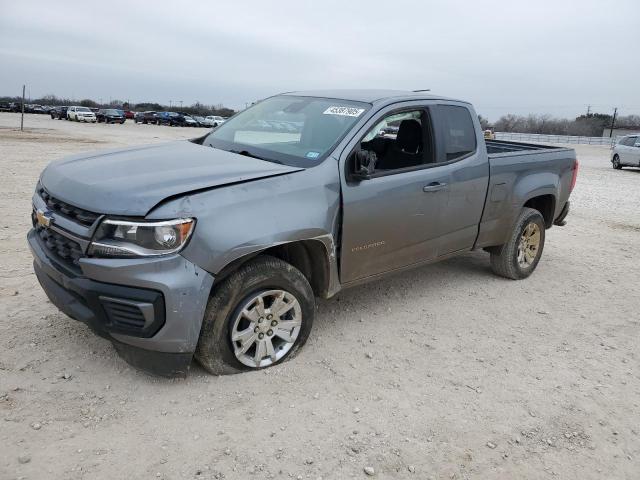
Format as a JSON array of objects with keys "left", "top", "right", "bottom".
[{"left": 1, "top": 112, "right": 639, "bottom": 480}]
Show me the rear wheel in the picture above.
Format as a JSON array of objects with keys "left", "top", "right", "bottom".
[
  {"left": 612, "top": 155, "right": 622, "bottom": 169},
  {"left": 195, "top": 256, "right": 315, "bottom": 375},
  {"left": 490, "top": 207, "right": 546, "bottom": 280}
]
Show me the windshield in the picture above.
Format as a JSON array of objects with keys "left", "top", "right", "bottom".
[
  {"left": 203, "top": 95, "right": 370, "bottom": 167},
  {"left": 77, "top": 107, "right": 91, "bottom": 112},
  {"left": 105, "top": 109, "right": 119, "bottom": 114}
]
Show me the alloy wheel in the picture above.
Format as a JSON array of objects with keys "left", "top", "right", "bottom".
[
  {"left": 230, "top": 289, "right": 302, "bottom": 368},
  {"left": 517, "top": 222, "right": 541, "bottom": 267}
]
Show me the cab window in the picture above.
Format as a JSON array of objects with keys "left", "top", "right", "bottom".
[
  {"left": 357, "top": 109, "right": 434, "bottom": 172},
  {"left": 433, "top": 105, "right": 477, "bottom": 162}
]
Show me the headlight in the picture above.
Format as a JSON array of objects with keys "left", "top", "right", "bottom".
[{"left": 88, "top": 218, "right": 195, "bottom": 258}]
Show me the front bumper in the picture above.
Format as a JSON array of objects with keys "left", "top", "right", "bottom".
[{"left": 28, "top": 229, "right": 214, "bottom": 377}]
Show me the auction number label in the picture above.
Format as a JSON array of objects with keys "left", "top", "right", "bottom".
[{"left": 323, "top": 106, "right": 365, "bottom": 117}]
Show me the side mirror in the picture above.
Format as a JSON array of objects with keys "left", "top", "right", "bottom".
[{"left": 351, "top": 150, "right": 377, "bottom": 180}]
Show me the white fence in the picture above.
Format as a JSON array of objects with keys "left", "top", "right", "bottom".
[{"left": 495, "top": 132, "right": 617, "bottom": 146}]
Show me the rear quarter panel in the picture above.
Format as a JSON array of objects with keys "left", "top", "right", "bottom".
[{"left": 475, "top": 148, "right": 576, "bottom": 248}]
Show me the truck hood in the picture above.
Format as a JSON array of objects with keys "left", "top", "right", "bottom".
[{"left": 40, "top": 141, "right": 303, "bottom": 216}]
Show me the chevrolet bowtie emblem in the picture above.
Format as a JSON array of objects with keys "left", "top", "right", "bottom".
[{"left": 36, "top": 209, "right": 53, "bottom": 228}]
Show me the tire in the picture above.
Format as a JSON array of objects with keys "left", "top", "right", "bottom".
[
  {"left": 612, "top": 155, "right": 622, "bottom": 170},
  {"left": 195, "top": 255, "right": 315, "bottom": 375},
  {"left": 490, "top": 207, "right": 546, "bottom": 280}
]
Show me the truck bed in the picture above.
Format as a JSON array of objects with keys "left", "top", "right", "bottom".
[{"left": 485, "top": 139, "right": 566, "bottom": 156}]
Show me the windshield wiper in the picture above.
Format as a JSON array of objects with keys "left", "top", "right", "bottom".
[{"left": 227, "top": 149, "right": 283, "bottom": 164}]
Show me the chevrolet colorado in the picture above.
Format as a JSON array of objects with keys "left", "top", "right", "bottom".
[{"left": 28, "top": 90, "right": 577, "bottom": 377}]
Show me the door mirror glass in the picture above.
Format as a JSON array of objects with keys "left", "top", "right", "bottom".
[{"left": 351, "top": 150, "right": 377, "bottom": 180}]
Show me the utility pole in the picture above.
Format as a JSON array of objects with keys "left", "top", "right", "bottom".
[
  {"left": 169, "top": 100, "right": 172, "bottom": 108},
  {"left": 21, "top": 85, "right": 25, "bottom": 131},
  {"left": 179, "top": 100, "right": 183, "bottom": 109},
  {"left": 586, "top": 105, "right": 591, "bottom": 116},
  {"left": 609, "top": 107, "right": 617, "bottom": 138}
]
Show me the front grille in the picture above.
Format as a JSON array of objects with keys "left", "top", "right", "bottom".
[
  {"left": 37, "top": 186, "right": 100, "bottom": 226},
  {"left": 101, "top": 299, "right": 147, "bottom": 331},
  {"left": 35, "top": 223, "right": 83, "bottom": 268}
]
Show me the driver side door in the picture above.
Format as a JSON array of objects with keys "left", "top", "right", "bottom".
[{"left": 339, "top": 103, "right": 449, "bottom": 284}]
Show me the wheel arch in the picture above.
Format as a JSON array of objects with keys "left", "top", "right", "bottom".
[
  {"left": 212, "top": 237, "right": 339, "bottom": 299},
  {"left": 523, "top": 193, "right": 556, "bottom": 228}
]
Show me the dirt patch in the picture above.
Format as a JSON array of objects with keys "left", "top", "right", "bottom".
[
  {"left": 608, "top": 220, "right": 640, "bottom": 232},
  {"left": 0, "top": 128, "right": 106, "bottom": 144}
]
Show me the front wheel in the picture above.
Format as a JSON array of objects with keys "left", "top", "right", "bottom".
[
  {"left": 195, "top": 256, "right": 315, "bottom": 375},
  {"left": 490, "top": 207, "right": 546, "bottom": 280},
  {"left": 612, "top": 155, "right": 622, "bottom": 170}
]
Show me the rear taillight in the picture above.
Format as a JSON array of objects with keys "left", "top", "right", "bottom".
[{"left": 570, "top": 159, "right": 579, "bottom": 192}]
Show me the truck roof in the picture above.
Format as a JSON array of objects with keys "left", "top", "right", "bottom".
[{"left": 282, "top": 89, "right": 468, "bottom": 105}]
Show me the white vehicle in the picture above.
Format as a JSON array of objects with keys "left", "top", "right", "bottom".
[
  {"left": 611, "top": 134, "right": 640, "bottom": 169},
  {"left": 67, "top": 106, "right": 97, "bottom": 123},
  {"left": 205, "top": 115, "right": 226, "bottom": 127}
]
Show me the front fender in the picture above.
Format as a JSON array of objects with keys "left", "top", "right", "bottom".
[{"left": 148, "top": 159, "right": 341, "bottom": 277}]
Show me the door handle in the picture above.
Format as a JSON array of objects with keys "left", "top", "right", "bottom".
[{"left": 423, "top": 182, "right": 447, "bottom": 192}]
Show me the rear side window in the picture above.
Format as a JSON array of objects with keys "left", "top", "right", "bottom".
[{"left": 434, "top": 105, "right": 477, "bottom": 162}]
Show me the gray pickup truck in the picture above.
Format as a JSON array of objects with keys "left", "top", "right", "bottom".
[{"left": 28, "top": 90, "right": 578, "bottom": 376}]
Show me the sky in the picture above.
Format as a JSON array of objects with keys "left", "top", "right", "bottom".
[{"left": 1, "top": 0, "right": 638, "bottom": 120}]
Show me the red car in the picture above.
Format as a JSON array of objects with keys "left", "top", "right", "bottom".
[{"left": 124, "top": 110, "right": 136, "bottom": 119}]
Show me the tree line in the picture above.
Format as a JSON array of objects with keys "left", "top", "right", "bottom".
[
  {"left": 0, "top": 94, "right": 236, "bottom": 118},
  {"left": 479, "top": 112, "right": 640, "bottom": 137}
]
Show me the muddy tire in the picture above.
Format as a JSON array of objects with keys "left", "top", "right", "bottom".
[
  {"left": 490, "top": 207, "right": 546, "bottom": 280},
  {"left": 195, "top": 255, "right": 315, "bottom": 375}
]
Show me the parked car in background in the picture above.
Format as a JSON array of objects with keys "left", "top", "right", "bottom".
[
  {"left": 611, "top": 134, "right": 640, "bottom": 169},
  {"left": 67, "top": 106, "right": 97, "bottom": 122},
  {"left": 0, "top": 102, "right": 13, "bottom": 112},
  {"left": 173, "top": 112, "right": 199, "bottom": 127},
  {"left": 195, "top": 116, "right": 215, "bottom": 127},
  {"left": 205, "top": 115, "right": 226, "bottom": 127},
  {"left": 50, "top": 106, "right": 68, "bottom": 120},
  {"left": 156, "top": 111, "right": 173, "bottom": 125},
  {"left": 192, "top": 115, "right": 210, "bottom": 127},
  {"left": 158, "top": 112, "right": 199, "bottom": 127},
  {"left": 124, "top": 110, "right": 135, "bottom": 119},
  {"left": 25, "top": 104, "right": 46, "bottom": 114},
  {"left": 135, "top": 111, "right": 159, "bottom": 124},
  {"left": 96, "top": 109, "right": 126, "bottom": 124}
]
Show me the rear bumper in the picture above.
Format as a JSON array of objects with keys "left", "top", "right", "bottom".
[{"left": 28, "top": 229, "right": 214, "bottom": 377}]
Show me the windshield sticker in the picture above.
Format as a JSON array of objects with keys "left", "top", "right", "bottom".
[
  {"left": 323, "top": 106, "right": 365, "bottom": 117},
  {"left": 305, "top": 151, "right": 320, "bottom": 159}
]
